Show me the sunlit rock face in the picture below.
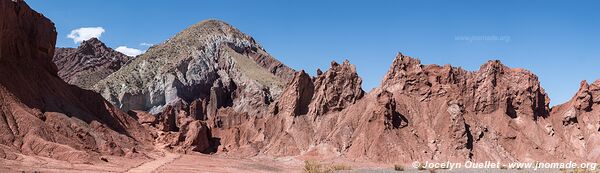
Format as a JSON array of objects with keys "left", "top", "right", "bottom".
[
  {"left": 53, "top": 38, "right": 130, "bottom": 89},
  {"left": 95, "top": 20, "right": 295, "bottom": 116},
  {"left": 0, "top": 0, "right": 151, "bottom": 162}
]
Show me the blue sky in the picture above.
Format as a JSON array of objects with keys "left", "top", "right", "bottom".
[{"left": 28, "top": 0, "right": 600, "bottom": 106}]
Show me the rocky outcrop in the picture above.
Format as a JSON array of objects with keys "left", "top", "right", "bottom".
[
  {"left": 270, "top": 60, "right": 364, "bottom": 118},
  {"left": 309, "top": 60, "right": 364, "bottom": 116},
  {"left": 255, "top": 60, "right": 366, "bottom": 156},
  {"left": 189, "top": 99, "right": 208, "bottom": 120},
  {"left": 472, "top": 60, "right": 550, "bottom": 119},
  {"left": 53, "top": 38, "right": 129, "bottom": 89},
  {"left": 121, "top": 98, "right": 214, "bottom": 154},
  {"left": 134, "top": 103, "right": 212, "bottom": 154},
  {"left": 382, "top": 53, "right": 549, "bottom": 119},
  {"left": 330, "top": 53, "right": 558, "bottom": 162},
  {"left": 271, "top": 71, "right": 315, "bottom": 117},
  {"left": 375, "top": 90, "right": 407, "bottom": 129},
  {"left": 180, "top": 120, "right": 211, "bottom": 153},
  {"left": 549, "top": 80, "right": 600, "bottom": 161},
  {"left": 153, "top": 119, "right": 211, "bottom": 154},
  {"left": 129, "top": 110, "right": 157, "bottom": 125},
  {"left": 0, "top": 0, "right": 150, "bottom": 162}
]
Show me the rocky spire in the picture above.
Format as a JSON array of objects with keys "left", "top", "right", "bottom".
[
  {"left": 381, "top": 52, "right": 424, "bottom": 89},
  {"left": 309, "top": 59, "right": 364, "bottom": 116},
  {"left": 271, "top": 70, "right": 314, "bottom": 117},
  {"left": 573, "top": 80, "right": 592, "bottom": 111}
]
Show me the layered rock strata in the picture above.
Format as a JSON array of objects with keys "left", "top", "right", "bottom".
[
  {"left": 0, "top": 0, "right": 151, "bottom": 162},
  {"left": 53, "top": 38, "right": 129, "bottom": 89}
]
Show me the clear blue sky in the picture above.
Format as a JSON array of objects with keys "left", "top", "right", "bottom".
[{"left": 28, "top": 0, "right": 600, "bottom": 106}]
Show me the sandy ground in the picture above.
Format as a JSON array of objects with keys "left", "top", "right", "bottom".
[
  {"left": 126, "top": 152, "right": 180, "bottom": 173},
  {"left": 0, "top": 151, "right": 303, "bottom": 173},
  {"left": 155, "top": 154, "right": 300, "bottom": 173},
  {"left": 0, "top": 154, "right": 146, "bottom": 172},
  {"left": 2, "top": 151, "right": 594, "bottom": 173}
]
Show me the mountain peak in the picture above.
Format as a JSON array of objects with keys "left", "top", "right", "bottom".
[
  {"left": 95, "top": 18, "right": 295, "bottom": 113},
  {"left": 381, "top": 52, "right": 423, "bottom": 88},
  {"left": 81, "top": 37, "right": 103, "bottom": 45},
  {"left": 171, "top": 19, "right": 250, "bottom": 43},
  {"left": 77, "top": 37, "right": 109, "bottom": 55},
  {"left": 53, "top": 37, "right": 129, "bottom": 89},
  {"left": 192, "top": 19, "right": 233, "bottom": 29}
]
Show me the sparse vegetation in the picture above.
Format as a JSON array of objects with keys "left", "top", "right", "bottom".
[
  {"left": 558, "top": 167, "right": 596, "bottom": 173},
  {"left": 303, "top": 160, "right": 352, "bottom": 173},
  {"left": 500, "top": 165, "right": 508, "bottom": 169},
  {"left": 417, "top": 163, "right": 427, "bottom": 170},
  {"left": 304, "top": 160, "right": 324, "bottom": 173},
  {"left": 330, "top": 164, "right": 352, "bottom": 171},
  {"left": 573, "top": 168, "right": 593, "bottom": 173},
  {"left": 227, "top": 47, "right": 285, "bottom": 87},
  {"left": 394, "top": 164, "right": 405, "bottom": 171}
]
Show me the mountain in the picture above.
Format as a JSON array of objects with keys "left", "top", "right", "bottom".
[
  {"left": 0, "top": 0, "right": 151, "bottom": 162},
  {"left": 53, "top": 38, "right": 129, "bottom": 89},
  {"left": 94, "top": 20, "right": 295, "bottom": 116}
]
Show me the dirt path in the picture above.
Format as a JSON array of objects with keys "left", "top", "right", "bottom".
[
  {"left": 157, "top": 154, "right": 300, "bottom": 173},
  {"left": 125, "top": 152, "right": 181, "bottom": 173}
]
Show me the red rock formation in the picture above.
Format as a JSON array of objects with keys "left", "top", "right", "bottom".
[
  {"left": 549, "top": 80, "right": 600, "bottom": 161},
  {"left": 157, "top": 105, "right": 180, "bottom": 132},
  {"left": 0, "top": 0, "right": 150, "bottom": 162},
  {"left": 189, "top": 99, "right": 208, "bottom": 120},
  {"left": 180, "top": 120, "right": 211, "bottom": 153},
  {"left": 129, "top": 110, "right": 157, "bottom": 125},
  {"left": 261, "top": 71, "right": 316, "bottom": 156},
  {"left": 226, "top": 53, "right": 598, "bottom": 164},
  {"left": 309, "top": 60, "right": 364, "bottom": 116},
  {"left": 153, "top": 116, "right": 211, "bottom": 154},
  {"left": 375, "top": 90, "right": 407, "bottom": 129},
  {"left": 53, "top": 38, "right": 129, "bottom": 89},
  {"left": 313, "top": 53, "right": 600, "bottom": 163},
  {"left": 323, "top": 53, "right": 557, "bottom": 162},
  {"left": 124, "top": 99, "right": 214, "bottom": 154},
  {"left": 259, "top": 61, "right": 366, "bottom": 156},
  {"left": 271, "top": 71, "right": 315, "bottom": 117}
]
